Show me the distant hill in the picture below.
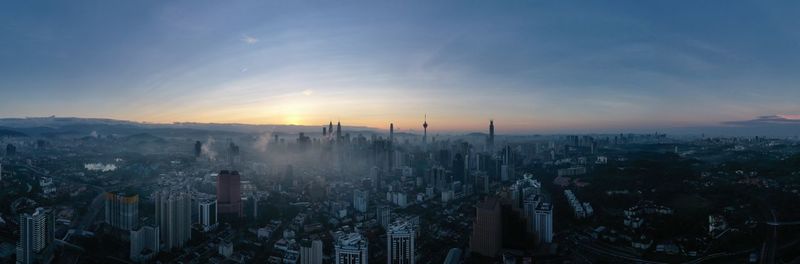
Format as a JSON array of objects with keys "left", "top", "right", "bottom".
[
  {"left": 0, "top": 127, "right": 28, "bottom": 137},
  {"left": 0, "top": 116, "right": 378, "bottom": 137}
]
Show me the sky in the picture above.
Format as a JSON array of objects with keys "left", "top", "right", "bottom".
[{"left": 1, "top": 1, "right": 799, "bottom": 133}]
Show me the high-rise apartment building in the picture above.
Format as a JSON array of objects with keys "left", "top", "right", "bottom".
[
  {"left": 534, "top": 202, "right": 553, "bottom": 244},
  {"left": 105, "top": 192, "right": 139, "bottom": 230},
  {"left": 16, "top": 207, "right": 54, "bottom": 264},
  {"left": 130, "top": 225, "right": 160, "bottom": 262},
  {"left": 155, "top": 191, "right": 192, "bottom": 250}
]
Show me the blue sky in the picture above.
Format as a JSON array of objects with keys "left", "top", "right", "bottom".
[{"left": 1, "top": 1, "right": 799, "bottom": 132}]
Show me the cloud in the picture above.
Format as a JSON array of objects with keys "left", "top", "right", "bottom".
[
  {"left": 241, "top": 35, "right": 258, "bottom": 44},
  {"left": 723, "top": 115, "right": 800, "bottom": 126},
  {"left": 302, "top": 89, "right": 313, "bottom": 96}
]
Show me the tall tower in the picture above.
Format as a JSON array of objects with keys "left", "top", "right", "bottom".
[
  {"left": 422, "top": 115, "right": 428, "bottom": 144},
  {"left": 329, "top": 121, "right": 334, "bottom": 138},
  {"left": 488, "top": 120, "right": 495, "bottom": 152},
  {"left": 389, "top": 123, "right": 394, "bottom": 142},
  {"left": 389, "top": 123, "right": 395, "bottom": 170},
  {"left": 337, "top": 121, "right": 342, "bottom": 141}
]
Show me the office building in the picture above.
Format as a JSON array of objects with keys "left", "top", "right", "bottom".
[
  {"left": 387, "top": 220, "right": 416, "bottom": 264},
  {"left": 469, "top": 197, "right": 502, "bottom": 257},
  {"left": 155, "top": 191, "right": 192, "bottom": 250},
  {"left": 105, "top": 192, "right": 139, "bottom": 230},
  {"left": 334, "top": 232, "right": 369, "bottom": 264},
  {"left": 217, "top": 170, "right": 243, "bottom": 218}
]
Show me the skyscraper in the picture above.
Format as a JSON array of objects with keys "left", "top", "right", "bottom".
[
  {"left": 469, "top": 197, "right": 502, "bottom": 257},
  {"left": 389, "top": 123, "right": 394, "bottom": 142},
  {"left": 422, "top": 115, "right": 428, "bottom": 144},
  {"left": 198, "top": 199, "right": 218, "bottom": 232},
  {"left": 334, "top": 232, "right": 369, "bottom": 264},
  {"left": 217, "top": 170, "right": 242, "bottom": 218},
  {"left": 16, "top": 207, "right": 54, "bottom": 264},
  {"left": 534, "top": 202, "right": 553, "bottom": 244},
  {"left": 387, "top": 220, "right": 416, "bottom": 264},
  {"left": 155, "top": 191, "right": 192, "bottom": 250},
  {"left": 336, "top": 121, "right": 342, "bottom": 141},
  {"left": 487, "top": 120, "right": 495, "bottom": 152},
  {"left": 300, "top": 238, "right": 323, "bottom": 264},
  {"left": 104, "top": 192, "right": 139, "bottom": 230},
  {"left": 389, "top": 123, "right": 395, "bottom": 170}
]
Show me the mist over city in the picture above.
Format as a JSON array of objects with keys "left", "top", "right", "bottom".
[{"left": 2, "top": 1, "right": 800, "bottom": 264}]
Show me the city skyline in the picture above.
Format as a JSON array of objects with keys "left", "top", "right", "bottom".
[{"left": 2, "top": 1, "right": 800, "bottom": 133}]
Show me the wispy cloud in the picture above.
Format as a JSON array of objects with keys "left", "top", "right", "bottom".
[
  {"left": 242, "top": 34, "right": 258, "bottom": 44},
  {"left": 723, "top": 115, "right": 800, "bottom": 126}
]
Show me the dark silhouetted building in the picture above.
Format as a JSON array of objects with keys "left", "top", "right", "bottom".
[
  {"left": 469, "top": 197, "right": 502, "bottom": 257},
  {"left": 194, "top": 141, "right": 202, "bottom": 157},
  {"left": 217, "top": 170, "right": 243, "bottom": 218}
]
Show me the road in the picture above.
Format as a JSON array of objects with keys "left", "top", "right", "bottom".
[{"left": 760, "top": 209, "right": 778, "bottom": 264}]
